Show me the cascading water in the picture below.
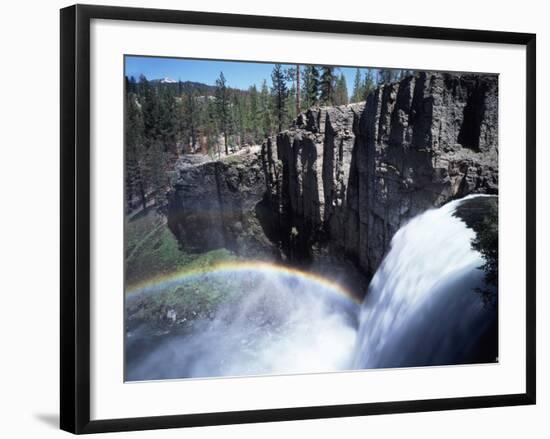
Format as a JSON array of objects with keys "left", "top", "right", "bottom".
[
  {"left": 353, "top": 194, "right": 498, "bottom": 369},
  {"left": 125, "top": 195, "right": 497, "bottom": 381}
]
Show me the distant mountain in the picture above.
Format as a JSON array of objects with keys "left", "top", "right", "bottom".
[
  {"left": 148, "top": 78, "right": 217, "bottom": 95},
  {"left": 126, "top": 75, "right": 250, "bottom": 96}
]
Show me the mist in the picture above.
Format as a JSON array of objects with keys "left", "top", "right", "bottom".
[
  {"left": 126, "top": 268, "right": 359, "bottom": 381},
  {"left": 126, "top": 196, "right": 497, "bottom": 382}
]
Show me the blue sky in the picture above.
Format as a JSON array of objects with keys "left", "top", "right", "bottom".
[{"left": 125, "top": 56, "right": 377, "bottom": 96}]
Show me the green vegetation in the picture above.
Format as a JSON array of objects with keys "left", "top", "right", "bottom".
[
  {"left": 320, "top": 67, "right": 335, "bottom": 105},
  {"left": 302, "top": 65, "right": 320, "bottom": 109},
  {"left": 271, "top": 64, "right": 289, "bottom": 133},
  {"left": 125, "top": 206, "right": 243, "bottom": 329},
  {"left": 334, "top": 73, "right": 349, "bottom": 106},
  {"left": 378, "top": 68, "right": 414, "bottom": 84},
  {"left": 351, "top": 68, "right": 363, "bottom": 103},
  {"left": 125, "top": 64, "right": 414, "bottom": 212},
  {"left": 215, "top": 72, "right": 231, "bottom": 155},
  {"left": 471, "top": 203, "right": 498, "bottom": 305},
  {"left": 125, "top": 207, "right": 236, "bottom": 288},
  {"left": 127, "top": 273, "right": 241, "bottom": 330},
  {"left": 363, "top": 69, "right": 376, "bottom": 98},
  {"left": 454, "top": 196, "right": 498, "bottom": 306}
]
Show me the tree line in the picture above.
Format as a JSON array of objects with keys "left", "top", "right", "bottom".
[{"left": 125, "top": 65, "right": 413, "bottom": 211}]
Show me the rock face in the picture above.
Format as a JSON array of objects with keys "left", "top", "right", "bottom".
[
  {"left": 355, "top": 72, "right": 499, "bottom": 274},
  {"left": 275, "top": 104, "right": 364, "bottom": 263},
  {"left": 167, "top": 150, "right": 279, "bottom": 257},
  {"left": 274, "top": 72, "right": 498, "bottom": 275},
  {"left": 167, "top": 72, "right": 498, "bottom": 278}
]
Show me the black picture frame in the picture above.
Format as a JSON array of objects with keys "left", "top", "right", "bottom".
[{"left": 60, "top": 4, "right": 536, "bottom": 434}]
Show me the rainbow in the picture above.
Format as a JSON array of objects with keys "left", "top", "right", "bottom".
[{"left": 126, "top": 260, "right": 360, "bottom": 304}]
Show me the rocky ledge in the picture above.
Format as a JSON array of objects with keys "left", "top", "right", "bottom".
[{"left": 167, "top": 71, "right": 498, "bottom": 279}]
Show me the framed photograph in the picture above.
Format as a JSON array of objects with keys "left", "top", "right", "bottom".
[{"left": 60, "top": 4, "right": 536, "bottom": 434}]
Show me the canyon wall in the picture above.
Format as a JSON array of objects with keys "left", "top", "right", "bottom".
[
  {"left": 166, "top": 151, "right": 280, "bottom": 258},
  {"left": 167, "top": 72, "right": 498, "bottom": 277}
]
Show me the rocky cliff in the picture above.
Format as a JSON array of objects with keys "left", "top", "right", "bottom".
[
  {"left": 167, "top": 71, "right": 498, "bottom": 279},
  {"left": 166, "top": 149, "right": 280, "bottom": 258}
]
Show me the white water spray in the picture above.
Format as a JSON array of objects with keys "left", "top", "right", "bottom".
[
  {"left": 126, "top": 196, "right": 497, "bottom": 381},
  {"left": 126, "top": 270, "right": 358, "bottom": 380},
  {"left": 353, "top": 195, "right": 497, "bottom": 368}
]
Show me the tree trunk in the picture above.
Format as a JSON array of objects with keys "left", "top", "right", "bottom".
[
  {"left": 296, "top": 65, "right": 301, "bottom": 114},
  {"left": 224, "top": 131, "right": 228, "bottom": 155}
]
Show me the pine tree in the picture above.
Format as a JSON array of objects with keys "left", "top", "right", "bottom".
[
  {"left": 259, "top": 79, "right": 272, "bottom": 137},
  {"left": 286, "top": 83, "right": 297, "bottom": 123},
  {"left": 284, "top": 65, "right": 300, "bottom": 119},
  {"left": 125, "top": 89, "right": 147, "bottom": 210},
  {"left": 231, "top": 90, "right": 246, "bottom": 148},
  {"left": 214, "top": 71, "right": 231, "bottom": 154},
  {"left": 351, "top": 68, "right": 365, "bottom": 103},
  {"left": 363, "top": 69, "right": 376, "bottom": 99},
  {"left": 320, "top": 66, "right": 336, "bottom": 105},
  {"left": 378, "top": 68, "right": 398, "bottom": 84},
  {"left": 301, "top": 67, "right": 310, "bottom": 109},
  {"left": 139, "top": 75, "right": 160, "bottom": 143},
  {"left": 302, "top": 65, "right": 320, "bottom": 109},
  {"left": 157, "top": 83, "right": 177, "bottom": 154},
  {"left": 334, "top": 74, "right": 349, "bottom": 106},
  {"left": 248, "top": 85, "right": 260, "bottom": 143},
  {"left": 295, "top": 64, "right": 301, "bottom": 114},
  {"left": 397, "top": 69, "right": 414, "bottom": 80},
  {"left": 271, "top": 64, "right": 288, "bottom": 133},
  {"left": 202, "top": 95, "right": 220, "bottom": 157},
  {"left": 146, "top": 139, "right": 169, "bottom": 206},
  {"left": 126, "top": 76, "right": 137, "bottom": 94},
  {"left": 181, "top": 90, "right": 199, "bottom": 153}
]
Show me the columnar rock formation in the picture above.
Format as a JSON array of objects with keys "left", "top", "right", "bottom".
[
  {"left": 167, "top": 72, "right": 498, "bottom": 278},
  {"left": 275, "top": 72, "right": 498, "bottom": 274}
]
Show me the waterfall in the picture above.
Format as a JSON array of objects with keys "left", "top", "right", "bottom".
[
  {"left": 126, "top": 195, "right": 497, "bottom": 381},
  {"left": 352, "top": 195, "right": 497, "bottom": 369}
]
